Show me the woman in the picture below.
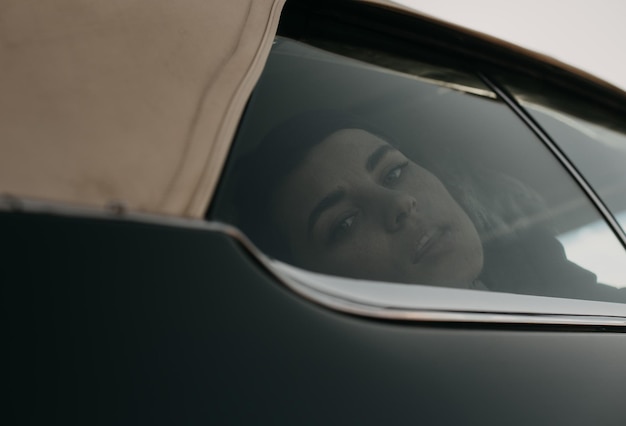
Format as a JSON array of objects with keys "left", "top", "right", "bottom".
[
  {"left": 229, "top": 110, "right": 625, "bottom": 301},
  {"left": 232, "top": 110, "right": 483, "bottom": 289}
]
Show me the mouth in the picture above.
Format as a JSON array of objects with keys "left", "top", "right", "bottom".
[{"left": 411, "top": 226, "right": 449, "bottom": 264}]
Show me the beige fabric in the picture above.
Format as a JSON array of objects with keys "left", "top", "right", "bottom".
[{"left": 0, "top": 0, "right": 284, "bottom": 217}]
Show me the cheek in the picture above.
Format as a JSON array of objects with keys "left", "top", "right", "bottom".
[
  {"left": 402, "top": 166, "right": 442, "bottom": 199},
  {"left": 407, "top": 170, "right": 463, "bottom": 219}
]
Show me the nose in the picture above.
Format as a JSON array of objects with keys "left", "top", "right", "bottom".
[{"left": 383, "top": 191, "right": 417, "bottom": 233}]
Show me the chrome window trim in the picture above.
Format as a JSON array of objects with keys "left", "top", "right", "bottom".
[
  {"left": 3, "top": 196, "right": 626, "bottom": 328},
  {"left": 271, "top": 260, "right": 626, "bottom": 325}
]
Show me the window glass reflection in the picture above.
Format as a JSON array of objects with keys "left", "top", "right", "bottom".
[
  {"left": 557, "top": 212, "right": 626, "bottom": 289},
  {"left": 502, "top": 78, "right": 626, "bottom": 232},
  {"left": 212, "top": 37, "right": 626, "bottom": 303}
]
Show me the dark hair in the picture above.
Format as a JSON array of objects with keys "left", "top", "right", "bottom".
[{"left": 230, "top": 109, "right": 390, "bottom": 261}]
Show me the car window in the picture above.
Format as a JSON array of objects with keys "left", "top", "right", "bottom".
[{"left": 210, "top": 37, "right": 626, "bottom": 304}]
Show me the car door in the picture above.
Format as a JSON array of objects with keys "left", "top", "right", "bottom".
[{"left": 4, "top": 1, "right": 626, "bottom": 425}]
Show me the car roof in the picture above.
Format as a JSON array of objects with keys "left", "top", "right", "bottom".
[
  {"left": 0, "top": 0, "right": 283, "bottom": 218},
  {"left": 393, "top": 0, "right": 626, "bottom": 93},
  {"left": 371, "top": 0, "right": 626, "bottom": 95}
]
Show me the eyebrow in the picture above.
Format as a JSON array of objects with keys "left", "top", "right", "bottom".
[
  {"left": 307, "top": 188, "right": 346, "bottom": 235},
  {"left": 366, "top": 144, "right": 395, "bottom": 172}
]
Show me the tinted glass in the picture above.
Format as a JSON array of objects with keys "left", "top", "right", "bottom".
[
  {"left": 211, "top": 37, "right": 626, "bottom": 303},
  {"left": 502, "top": 77, "right": 626, "bottom": 230}
]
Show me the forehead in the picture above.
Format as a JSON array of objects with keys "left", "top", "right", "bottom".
[
  {"left": 271, "top": 128, "right": 388, "bottom": 225},
  {"left": 287, "top": 128, "right": 389, "bottom": 188}
]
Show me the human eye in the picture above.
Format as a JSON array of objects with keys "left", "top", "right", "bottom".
[
  {"left": 382, "top": 161, "right": 408, "bottom": 186},
  {"left": 329, "top": 212, "right": 357, "bottom": 243}
]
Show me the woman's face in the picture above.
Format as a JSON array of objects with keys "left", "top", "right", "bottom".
[{"left": 271, "top": 129, "right": 483, "bottom": 288}]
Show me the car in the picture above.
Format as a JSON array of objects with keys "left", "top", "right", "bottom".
[{"left": 4, "top": 0, "right": 626, "bottom": 424}]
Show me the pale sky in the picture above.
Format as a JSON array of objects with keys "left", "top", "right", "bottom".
[{"left": 394, "top": 0, "right": 626, "bottom": 91}]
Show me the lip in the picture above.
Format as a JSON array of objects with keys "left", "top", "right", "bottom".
[{"left": 411, "top": 227, "right": 448, "bottom": 264}]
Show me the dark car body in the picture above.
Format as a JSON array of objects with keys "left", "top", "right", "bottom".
[{"left": 4, "top": 1, "right": 626, "bottom": 424}]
